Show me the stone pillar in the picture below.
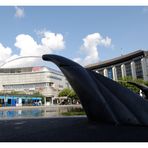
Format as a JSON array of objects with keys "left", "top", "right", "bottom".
[
  {"left": 131, "top": 61, "right": 137, "bottom": 79},
  {"left": 121, "top": 64, "right": 126, "bottom": 78},
  {"left": 44, "top": 97, "right": 46, "bottom": 106},
  {"left": 51, "top": 97, "right": 54, "bottom": 105},
  {"left": 141, "top": 58, "right": 148, "bottom": 81},
  {"left": 103, "top": 68, "right": 108, "bottom": 77},
  {"left": 112, "top": 66, "right": 118, "bottom": 81}
]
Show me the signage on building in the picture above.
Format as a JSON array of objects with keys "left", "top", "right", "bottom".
[{"left": 32, "top": 66, "right": 42, "bottom": 72}]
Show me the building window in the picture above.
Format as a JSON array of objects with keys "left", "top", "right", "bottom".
[
  {"left": 116, "top": 65, "right": 122, "bottom": 79},
  {"left": 107, "top": 67, "right": 113, "bottom": 79},
  {"left": 7, "top": 99, "right": 11, "bottom": 104},
  {"left": 98, "top": 69, "right": 104, "bottom": 75},
  {"left": 49, "top": 76, "right": 62, "bottom": 81},
  {"left": 125, "top": 62, "right": 132, "bottom": 77},
  {"left": 59, "top": 85, "right": 63, "bottom": 88},
  {"left": 134, "top": 59, "right": 143, "bottom": 79}
]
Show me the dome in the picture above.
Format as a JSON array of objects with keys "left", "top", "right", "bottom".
[{"left": 0, "top": 56, "right": 58, "bottom": 70}]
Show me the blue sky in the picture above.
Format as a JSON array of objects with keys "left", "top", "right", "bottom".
[{"left": 0, "top": 6, "right": 148, "bottom": 68}]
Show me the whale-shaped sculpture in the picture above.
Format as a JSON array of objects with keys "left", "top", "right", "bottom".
[
  {"left": 127, "top": 81, "right": 148, "bottom": 99},
  {"left": 42, "top": 54, "right": 148, "bottom": 125}
]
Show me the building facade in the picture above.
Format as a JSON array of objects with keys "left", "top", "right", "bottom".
[
  {"left": 0, "top": 66, "right": 70, "bottom": 106},
  {"left": 86, "top": 50, "right": 148, "bottom": 81}
]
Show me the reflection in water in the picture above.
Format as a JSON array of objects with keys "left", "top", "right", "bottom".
[{"left": 0, "top": 108, "right": 62, "bottom": 119}]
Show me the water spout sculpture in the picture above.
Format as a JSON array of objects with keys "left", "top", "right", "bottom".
[{"left": 42, "top": 54, "right": 148, "bottom": 125}]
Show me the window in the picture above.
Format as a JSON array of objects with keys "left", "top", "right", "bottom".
[
  {"left": 125, "top": 62, "right": 132, "bottom": 77},
  {"left": 0, "top": 99, "right": 4, "bottom": 104},
  {"left": 135, "top": 59, "right": 143, "bottom": 79},
  {"left": 107, "top": 67, "right": 113, "bottom": 79},
  {"left": 49, "top": 75, "right": 62, "bottom": 81},
  {"left": 7, "top": 99, "right": 11, "bottom": 104},
  {"left": 59, "top": 85, "right": 63, "bottom": 88},
  {"left": 98, "top": 69, "right": 104, "bottom": 75},
  {"left": 116, "top": 65, "right": 122, "bottom": 79}
]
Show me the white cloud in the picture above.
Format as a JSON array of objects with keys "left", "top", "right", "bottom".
[
  {"left": 100, "top": 36, "right": 112, "bottom": 47},
  {"left": 41, "top": 32, "right": 65, "bottom": 51},
  {"left": 74, "top": 32, "right": 112, "bottom": 66},
  {"left": 14, "top": 34, "right": 42, "bottom": 56},
  {"left": 14, "top": 32, "right": 65, "bottom": 57},
  {"left": 15, "top": 6, "right": 25, "bottom": 18},
  {"left": 0, "top": 31, "right": 65, "bottom": 68},
  {"left": 0, "top": 43, "right": 12, "bottom": 64},
  {"left": 73, "top": 57, "right": 82, "bottom": 64}
]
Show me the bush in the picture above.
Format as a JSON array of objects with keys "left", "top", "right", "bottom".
[
  {"left": 58, "top": 88, "right": 79, "bottom": 100},
  {"left": 58, "top": 88, "right": 71, "bottom": 97},
  {"left": 118, "top": 77, "right": 148, "bottom": 94},
  {"left": 61, "top": 107, "right": 85, "bottom": 116}
]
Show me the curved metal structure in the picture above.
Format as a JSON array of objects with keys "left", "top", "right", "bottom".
[{"left": 42, "top": 54, "right": 148, "bottom": 125}]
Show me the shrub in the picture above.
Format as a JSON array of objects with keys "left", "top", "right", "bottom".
[{"left": 118, "top": 77, "right": 148, "bottom": 94}]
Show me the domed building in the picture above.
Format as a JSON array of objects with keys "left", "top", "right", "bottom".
[{"left": 0, "top": 56, "right": 70, "bottom": 106}]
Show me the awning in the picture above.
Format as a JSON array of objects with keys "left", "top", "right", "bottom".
[{"left": 0, "top": 96, "right": 4, "bottom": 99}]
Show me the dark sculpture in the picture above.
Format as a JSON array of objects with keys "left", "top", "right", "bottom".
[
  {"left": 42, "top": 54, "right": 148, "bottom": 125},
  {"left": 127, "top": 81, "right": 148, "bottom": 99}
]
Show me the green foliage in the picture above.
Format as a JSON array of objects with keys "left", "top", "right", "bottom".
[
  {"left": 58, "top": 88, "right": 79, "bottom": 100},
  {"left": 61, "top": 107, "right": 85, "bottom": 116},
  {"left": 68, "top": 89, "right": 79, "bottom": 100},
  {"left": 118, "top": 77, "right": 148, "bottom": 94},
  {"left": 58, "top": 88, "right": 71, "bottom": 97}
]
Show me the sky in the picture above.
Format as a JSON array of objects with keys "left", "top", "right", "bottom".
[{"left": 0, "top": 6, "right": 148, "bottom": 68}]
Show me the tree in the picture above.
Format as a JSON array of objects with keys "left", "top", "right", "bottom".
[
  {"left": 68, "top": 89, "right": 79, "bottom": 100},
  {"left": 58, "top": 88, "right": 72, "bottom": 97},
  {"left": 58, "top": 88, "right": 79, "bottom": 100}
]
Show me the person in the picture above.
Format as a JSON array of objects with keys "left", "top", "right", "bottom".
[
  {"left": 39, "top": 100, "right": 42, "bottom": 106},
  {"left": 139, "top": 89, "right": 143, "bottom": 97},
  {"left": 139, "top": 89, "right": 146, "bottom": 99}
]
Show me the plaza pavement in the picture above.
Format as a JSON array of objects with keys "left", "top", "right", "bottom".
[{"left": 1, "top": 116, "right": 148, "bottom": 142}]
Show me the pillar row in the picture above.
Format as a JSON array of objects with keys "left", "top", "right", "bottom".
[
  {"left": 112, "top": 66, "right": 118, "bottom": 81},
  {"left": 131, "top": 61, "right": 137, "bottom": 79},
  {"left": 103, "top": 68, "right": 108, "bottom": 77},
  {"left": 141, "top": 58, "right": 148, "bottom": 81},
  {"left": 121, "top": 64, "right": 126, "bottom": 78}
]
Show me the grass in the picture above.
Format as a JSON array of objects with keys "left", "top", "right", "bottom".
[{"left": 60, "top": 107, "right": 86, "bottom": 116}]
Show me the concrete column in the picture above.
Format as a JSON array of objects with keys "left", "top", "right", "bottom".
[
  {"left": 44, "top": 97, "right": 46, "bottom": 106},
  {"left": 51, "top": 97, "right": 54, "bottom": 105},
  {"left": 121, "top": 64, "right": 126, "bottom": 78},
  {"left": 103, "top": 68, "right": 108, "bottom": 77},
  {"left": 112, "top": 66, "right": 118, "bottom": 81},
  {"left": 141, "top": 58, "right": 148, "bottom": 81},
  {"left": 131, "top": 61, "right": 137, "bottom": 79}
]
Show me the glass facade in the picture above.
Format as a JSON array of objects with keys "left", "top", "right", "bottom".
[
  {"left": 134, "top": 59, "right": 143, "bottom": 79},
  {"left": 107, "top": 67, "right": 113, "bottom": 79},
  {"left": 0, "top": 95, "right": 42, "bottom": 107},
  {"left": 3, "top": 83, "right": 47, "bottom": 91},
  {"left": 125, "top": 62, "right": 132, "bottom": 77},
  {"left": 88, "top": 51, "right": 148, "bottom": 81},
  {"left": 98, "top": 69, "right": 104, "bottom": 75},
  {"left": 116, "top": 65, "right": 122, "bottom": 79}
]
